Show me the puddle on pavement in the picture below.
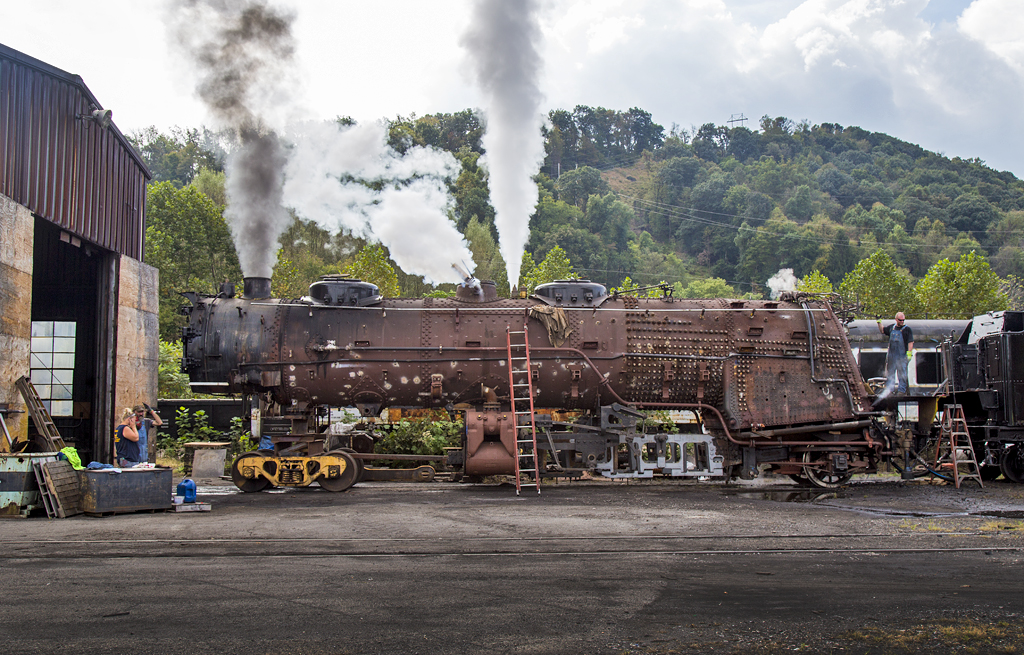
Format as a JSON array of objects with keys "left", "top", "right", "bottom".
[
  {"left": 725, "top": 489, "right": 1024, "bottom": 519},
  {"left": 727, "top": 490, "right": 849, "bottom": 503}
]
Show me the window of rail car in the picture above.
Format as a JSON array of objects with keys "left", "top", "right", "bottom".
[
  {"left": 858, "top": 350, "right": 887, "bottom": 380},
  {"left": 915, "top": 351, "right": 941, "bottom": 385}
]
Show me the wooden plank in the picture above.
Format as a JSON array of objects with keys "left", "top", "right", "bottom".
[{"left": 41, "top": 460, "right": 80, "bottom": 518}]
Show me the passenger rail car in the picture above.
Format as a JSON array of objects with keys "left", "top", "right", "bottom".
[
  {"left": 181, "top": 275, "right": 886, "bottom": 491},
  {"left": 846, "top": 320, "right": 969, "bottom": 397}
]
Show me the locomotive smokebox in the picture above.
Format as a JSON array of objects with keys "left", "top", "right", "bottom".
[{"left": 242, "top": 277, "right": 272, "bottom": 300}]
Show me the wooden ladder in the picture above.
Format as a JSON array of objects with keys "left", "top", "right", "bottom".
[
  {"left": 15, "top": 376, "right": 65, "bottom": 452},
  {"left": 934, "top": 404, "right": 983, "bottom": 489},
  {"left": 507, "top": 326, "right": 540, "bottom": 495}
]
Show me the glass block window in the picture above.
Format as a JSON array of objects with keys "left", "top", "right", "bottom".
[{"left": 30, "top": 321, "right": 76, "bottom": 417}]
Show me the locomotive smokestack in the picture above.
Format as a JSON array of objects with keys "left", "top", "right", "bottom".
[{"left": 242, "top": 277, "right": 272, "bottom": 300}]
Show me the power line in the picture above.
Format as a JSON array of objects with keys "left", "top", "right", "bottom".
[{"left": 616, "top": 193, "right": 1018, "bottom": 253}]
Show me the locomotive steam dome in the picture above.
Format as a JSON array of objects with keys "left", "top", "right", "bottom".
[
  {"left": 532, "top": 279, "right": 609, "bottom": 307},
  {"left": 307, "top": 274, "right": 382, "bottom": 306}
]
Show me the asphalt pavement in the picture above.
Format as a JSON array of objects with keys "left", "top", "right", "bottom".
[{"left": 3, "top": 476, "right": 1024, "bottom": 654}]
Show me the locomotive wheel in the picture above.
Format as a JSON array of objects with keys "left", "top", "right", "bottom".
[
  {"left": 340, "top": 447, "right": 365, "bottom": 482},
  {"left": 999, "top": 446, "right": 1024, "bottom": 483},
  {"left": 318, "top": 450, "right": 359, "bottom": 492},
  {"left": 231, "top": 452, "right": 272, "bottom": 493},
  {"left": 802, "top": 451, "right": 853, "bottom": 489}
]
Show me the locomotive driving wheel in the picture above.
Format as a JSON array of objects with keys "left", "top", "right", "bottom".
[
  {"left": 317, "top": 450, "right": 359, "bottom": 492},
  {"left": 801, "top": 450, "right": 853, "bottom": 489},
  {"left": 1000, "top": 445, "right": 1024, "bottom": 483},
  {"left": 231, "top": 452, "right": 272, "bottom": 493}
]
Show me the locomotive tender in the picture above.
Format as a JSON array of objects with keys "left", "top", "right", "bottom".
[
  {"left": 941, "top": 311, "right": 1024, "bottom": 482},
  {"left": 181, "top": 275, "right": 886, "bottom": 491}
]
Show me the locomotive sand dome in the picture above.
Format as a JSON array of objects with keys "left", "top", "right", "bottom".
[{"left": 180, "top": 275, "right": 885, "bottom": 491}]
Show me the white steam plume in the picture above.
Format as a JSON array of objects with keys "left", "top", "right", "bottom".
[
  {"left": 282, "top": 120, "right": 473, "bottom": 285},
  {"left": 461, "top": 0, "right": 546, "bottom": 291},
  {"left": 767, "top": 268, "right": 799, "bottom": 300}
]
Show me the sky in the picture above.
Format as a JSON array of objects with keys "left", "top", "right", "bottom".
[{"left": 2, "top": 0, "right": 1023, "bottom": 175}]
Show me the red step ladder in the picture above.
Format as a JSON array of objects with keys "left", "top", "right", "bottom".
[{"left": 507, "top": 326, "right": 540, "bottom": 495}]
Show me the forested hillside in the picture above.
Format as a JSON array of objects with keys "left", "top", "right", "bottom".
[{"left": 130, "top": 107, "right": 1024, "bottom": 344}]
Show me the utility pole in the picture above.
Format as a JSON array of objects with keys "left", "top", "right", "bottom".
[{"left": 728, "top": 113, "right": 748, "bottom": 128}]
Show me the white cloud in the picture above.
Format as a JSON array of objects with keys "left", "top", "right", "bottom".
[
  {"left": 958, "top": 0, "right": 1024, "bottom": 73},
  {"left": 1, "top": 0, "right": 1022, "bottom": 174},
  {"left": 541, "top": 0, "right": 1024, "bottom": 172}
]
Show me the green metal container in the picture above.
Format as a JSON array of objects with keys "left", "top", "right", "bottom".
[{"left": 0, "top": 453, "right": 59, "bottom": 518}]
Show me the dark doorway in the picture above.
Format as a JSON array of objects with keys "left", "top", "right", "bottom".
[{"left": 30, "top": 217, "right": 114, "bottom": 461}]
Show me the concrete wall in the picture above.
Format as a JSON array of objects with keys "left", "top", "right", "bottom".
[
  {"left": 0, "top": 194, "right": 33, "bottom": 446},
  {"left": 114, "top": 255, "right": 160, "bottom": 414}
]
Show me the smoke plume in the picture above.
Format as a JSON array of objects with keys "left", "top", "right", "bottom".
[
  {"left": 461, "top": 0, "right": 546, "bottom": 291},
  {"left": 168, "top": 0, "right": 298, "bottom": 279},
  {"left": 282, "top": 120, "right": 473, "bottom": 285},
  {"left": 767, "top": 268, "right": 799, "bottom": 300},
  {"left": 169, "top": 0, "right": 472, "bottom": 284}
]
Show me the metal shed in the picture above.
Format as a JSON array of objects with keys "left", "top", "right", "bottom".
[{"left": 0, "top": 42, "right": 157, "bottom": 464}]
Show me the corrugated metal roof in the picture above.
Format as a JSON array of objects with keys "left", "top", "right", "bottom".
[{"left": 0, "top": 42, "right": 151, "bottom": 260}]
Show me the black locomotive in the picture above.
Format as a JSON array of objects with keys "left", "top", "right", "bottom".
[{"left": 940, "top": 311, "right": 1024, "bottom": 482}]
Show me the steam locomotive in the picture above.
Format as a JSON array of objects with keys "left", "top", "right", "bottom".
[
  {"left": 180, "top": 274, "right": 888, "bottom": 491},
  {"left": 939, "top": 311, "right": 1024, "bottom": 482}
]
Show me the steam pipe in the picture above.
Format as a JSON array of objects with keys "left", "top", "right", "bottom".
[{"left": 802, "top": 301, "right": 863, "bottom": 414}]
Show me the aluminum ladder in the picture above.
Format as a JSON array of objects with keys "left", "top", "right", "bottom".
[
  {"left": 15, "top": 376, "right": 65, "bottom": 451},
  {"left": 507, "top": 326, "right": 540, "bottom": 495},
  {"left": 934, "top": 404, "right": 983, "bottom": 489}
]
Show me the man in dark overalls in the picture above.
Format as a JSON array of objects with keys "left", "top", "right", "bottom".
[{"left": 877, "top": 312, "right": 914, "bottom": 394}]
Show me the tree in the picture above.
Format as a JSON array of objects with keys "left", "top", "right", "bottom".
[
  {"left": 517, "top": 252, "right": 538, "bottom": 295},
  {"left": 145, "top": 181, "right": 242, "bottom": 340},
  {"left": 464, "top": 216, "right": 509, "bottom": 297},
  {"left": 681, "top": 277, "right": 736, "bottom": 298},
  {"left": 727, "top": 127, "right": 759, "bottom": 162},
  {"left": 452, "top": 148, "right": 494, "bottom": 232},
  {"left": 946, "top": 193, "right": 1000, "bottom": 234},
  {"left": 190, "top": 168, "right": 227, "bottom": 208},
  {"left": 784, "top": 185, "right": 814, "bottom": 223},
  {"left": 692, "top": 123, "right": 727, "bottom": 162},
  {"left": 345, "top": 244, "right": 400, "bottom": 297},
  {"left": 129, "top": 126, "right": 223, "bottom": 187},
  {"left": 556, "top": 166, "right": 609, "bottom": 211},
  {"left": 838, "top": 250, "right": 919, "bottom": 318},
  {"left": 798, "top": 270, "right": 834, "bottom": 294},
  {"left": 522, "top": 246, "right": 574, "bottom": 293},
  {"left": 916, "top": 251, "right": 1009, "bottom": 319},
  {"left": 158, "top": 340, "right": 193, "bottom": 398},
  {"left": 583, "top": 193, "right": 633, "bottom": 252}
]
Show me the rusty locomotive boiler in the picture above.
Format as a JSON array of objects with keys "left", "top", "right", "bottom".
[{"left": 180, "top": 274, "right": 887, "bottom": 492}]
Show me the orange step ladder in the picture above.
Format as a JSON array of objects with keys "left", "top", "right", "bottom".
[
  {"left": 934, "top": 404, "right": 983, "bottom": 489},
  {"left": 507, "top": 326, "right": 540, "bottom": 495}
]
